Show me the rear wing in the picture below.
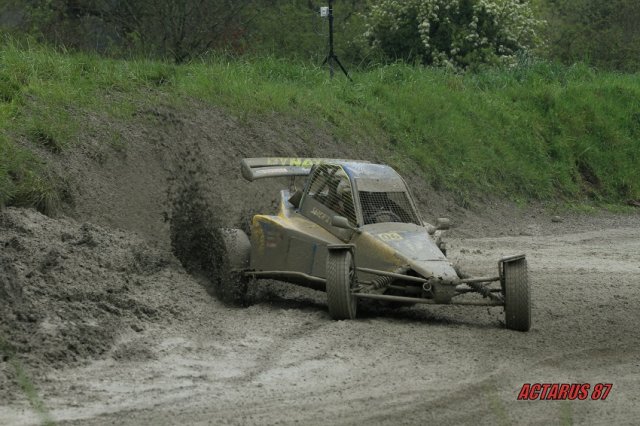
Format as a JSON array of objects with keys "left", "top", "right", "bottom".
[{"left": 241, "top": 157, "right": 369, "bottom": 182}]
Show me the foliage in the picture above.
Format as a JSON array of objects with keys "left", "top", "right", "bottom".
[
  {"left": 3, "top": 0, "right": 116, "bottom": 53},
  {"left": 2, "top": 0, "right": 253, "bottom": 63},
  {"left": 109, "top": 0, "right": 253, "bottom": 63},
  {"left": 1, "top": 1, "right": 367, "bottom": 64},
  {"left": 3, "top": 0, "right": 640, "bottom": 72},
  {"left": 536, "top": 0, "right": 640, "bottom": 72},
  {"left": 364, "top": 0, "right": 543, "bottom": 69},
  {"left": 1, "top": 42, "right": 639, "bottom": 214},
  {"left": 248, "top": 0, "right": 368, "bottom": 65}
]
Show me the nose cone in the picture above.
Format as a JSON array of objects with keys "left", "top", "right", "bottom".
[
  {"left": 363, "top": 223, "right": 458, "bottom": 281},
  {"left": 365, "top": 223, "right": 445, "bottom": 261}
]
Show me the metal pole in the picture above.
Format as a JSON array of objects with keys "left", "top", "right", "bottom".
[
  {"left": 352, "top": 292, "right": 504, "bottom": 307},
  {"left": 321, "top": 0, "right": 351, "bottom": 81},
  {"left": 328, "top": 0, "right": 334, "bottom": 79}
]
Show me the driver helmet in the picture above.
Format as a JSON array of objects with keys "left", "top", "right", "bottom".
[{"left": 337, "top": 179, "right": 351, "bottom": 198}]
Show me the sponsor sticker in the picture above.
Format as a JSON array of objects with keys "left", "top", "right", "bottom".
[
  {"left": 517, "top": 383, "right": 613, "bottom": 401},
  {"left": 267, "top": 158, "right": 321, "bottom": 168},
  {"left": 310, "top": 207, "right": 331, "bottom": 224}
]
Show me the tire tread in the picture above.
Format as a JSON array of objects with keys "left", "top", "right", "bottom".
[
  {"left": 215, "top": 228, "right": 250, "bottom": 306},
  {"left": 504, "top": 258, "right": 531, "bottom": 331},
  {"left": 326, "top": 251, "right": 356, "bottom": 320}
]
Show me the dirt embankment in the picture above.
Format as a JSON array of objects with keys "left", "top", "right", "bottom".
[
  {"left": 1, "top": 104, "right": 640, "bottom": 425},
  {"left": 0, "top": 208, "right": 191, "bottom": 399}
]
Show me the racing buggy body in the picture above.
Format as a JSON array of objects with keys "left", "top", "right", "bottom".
[{"left": 220, "top": 158, "right": 531, "bottom": 331}]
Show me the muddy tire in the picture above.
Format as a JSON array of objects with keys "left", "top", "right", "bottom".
[
  {"left": 326, "top": 250, "right": 357, "bottom": 320},
  {"left": 211, "top": 228, "right": 250, "bottom": 306},
  {"left": 503, "top": 258, "right": 531, "bottom": 331}
]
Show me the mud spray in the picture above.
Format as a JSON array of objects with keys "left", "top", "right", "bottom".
[{"left": 167, "top": 142, "right": 251, "bottom": 306}]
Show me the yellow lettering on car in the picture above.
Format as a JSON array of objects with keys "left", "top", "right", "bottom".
[
  {"left": 264, "top": 158, "right": 331, "bottom": 168},
  {"left": 378, "top": 232, "right": 403, "bottom": 242}
]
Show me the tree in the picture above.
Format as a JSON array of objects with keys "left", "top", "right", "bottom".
[
  {"left": 111, "top": 0, "right": 254, "bottom": 63},
  {"left": 2, "top": 0, "right": 113, "bottom": 52},
  {"left": 2, "top": 0, "right": 371, "bottom": 64},
  {"left": 364, "top": 0, "right": 543, "bottom": 70},
  {"left": 539, "top": 0, "right": 640, "bottom": 71},
  {"left": 4, "top": 0, "right": 254, "bottom": 62}
]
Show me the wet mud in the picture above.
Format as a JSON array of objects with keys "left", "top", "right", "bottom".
[{"left": 1, "top": 104, "right": 639, "bottom": 424}]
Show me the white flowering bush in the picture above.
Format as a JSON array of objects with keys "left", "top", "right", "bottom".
[{"left": 364, "top": 0, "right": 543, "bottom": 69}]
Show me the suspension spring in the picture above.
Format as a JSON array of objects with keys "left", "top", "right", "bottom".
[{"left": 372, "top": 275, "right": 395, "bottom": 289}]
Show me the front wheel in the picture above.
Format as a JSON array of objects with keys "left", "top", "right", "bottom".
[
  {"left": 326, "top": 250, "right": 357, "bottom": 320},
  {"left": 503, "top": 258, "right": 531, "bottom": 331}
]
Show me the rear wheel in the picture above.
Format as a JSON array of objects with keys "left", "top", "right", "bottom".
[
  {"left": 211, "top": 228, "right": 250, "bottom": 306},
  {"left": 326, "top": 250, "right": 357, "bottom": 320},
  {"left": 503, "top": 258, "right": 531, "bottom": 331}
]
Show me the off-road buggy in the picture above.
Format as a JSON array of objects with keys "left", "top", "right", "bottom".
[{"left": 215, "top": 158, "right": 531, "bottom": 331}]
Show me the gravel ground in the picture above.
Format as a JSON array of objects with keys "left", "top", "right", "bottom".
[{"left": 1, "top": 207, "right": 639, "bottom": 425}]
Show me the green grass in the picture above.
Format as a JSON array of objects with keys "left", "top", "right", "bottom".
[
  {"left": 1, "top": 40, "right": 639, "bottom": 211},
  {"left": 0, "top": 335, "right": 54, "bottom": 425}
]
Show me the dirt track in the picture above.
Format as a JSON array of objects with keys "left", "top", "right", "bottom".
[
  {"left": 1, "top": 105, "right": 639, "bottom": 424},
  {"left": 2, "top": 209, "right": 639, "bottom": 425}
]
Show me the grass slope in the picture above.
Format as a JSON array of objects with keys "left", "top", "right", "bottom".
[{"left": 1, "top": 41, "right": 639, "bottom": 212}]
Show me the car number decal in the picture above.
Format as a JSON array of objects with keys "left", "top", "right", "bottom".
[{"left": 377, "top": 232, "right": 403, "bottom": 242}]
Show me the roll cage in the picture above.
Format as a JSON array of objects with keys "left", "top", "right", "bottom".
[{"left": 298, "top": 163, "right": 422, "bottom": 233}]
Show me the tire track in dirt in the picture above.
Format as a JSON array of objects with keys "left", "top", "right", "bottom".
[
  {"left": 234, "top": 315, "right": 330, "bottom": 384},
  {"left": 2, "top": 216, "right": 640, "bottom": 425}
]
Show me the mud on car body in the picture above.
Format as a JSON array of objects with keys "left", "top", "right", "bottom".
[{"left": 216, "top": 158, "right": 531, "bottom": 331}]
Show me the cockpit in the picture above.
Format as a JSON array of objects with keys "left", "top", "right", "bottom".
[{"left": 301, "top": 162, "right": 422, "bottom": 227}]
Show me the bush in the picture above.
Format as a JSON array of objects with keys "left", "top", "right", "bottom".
[{"left": 364, "top": 0, "right": 543, "bottom": 70}]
